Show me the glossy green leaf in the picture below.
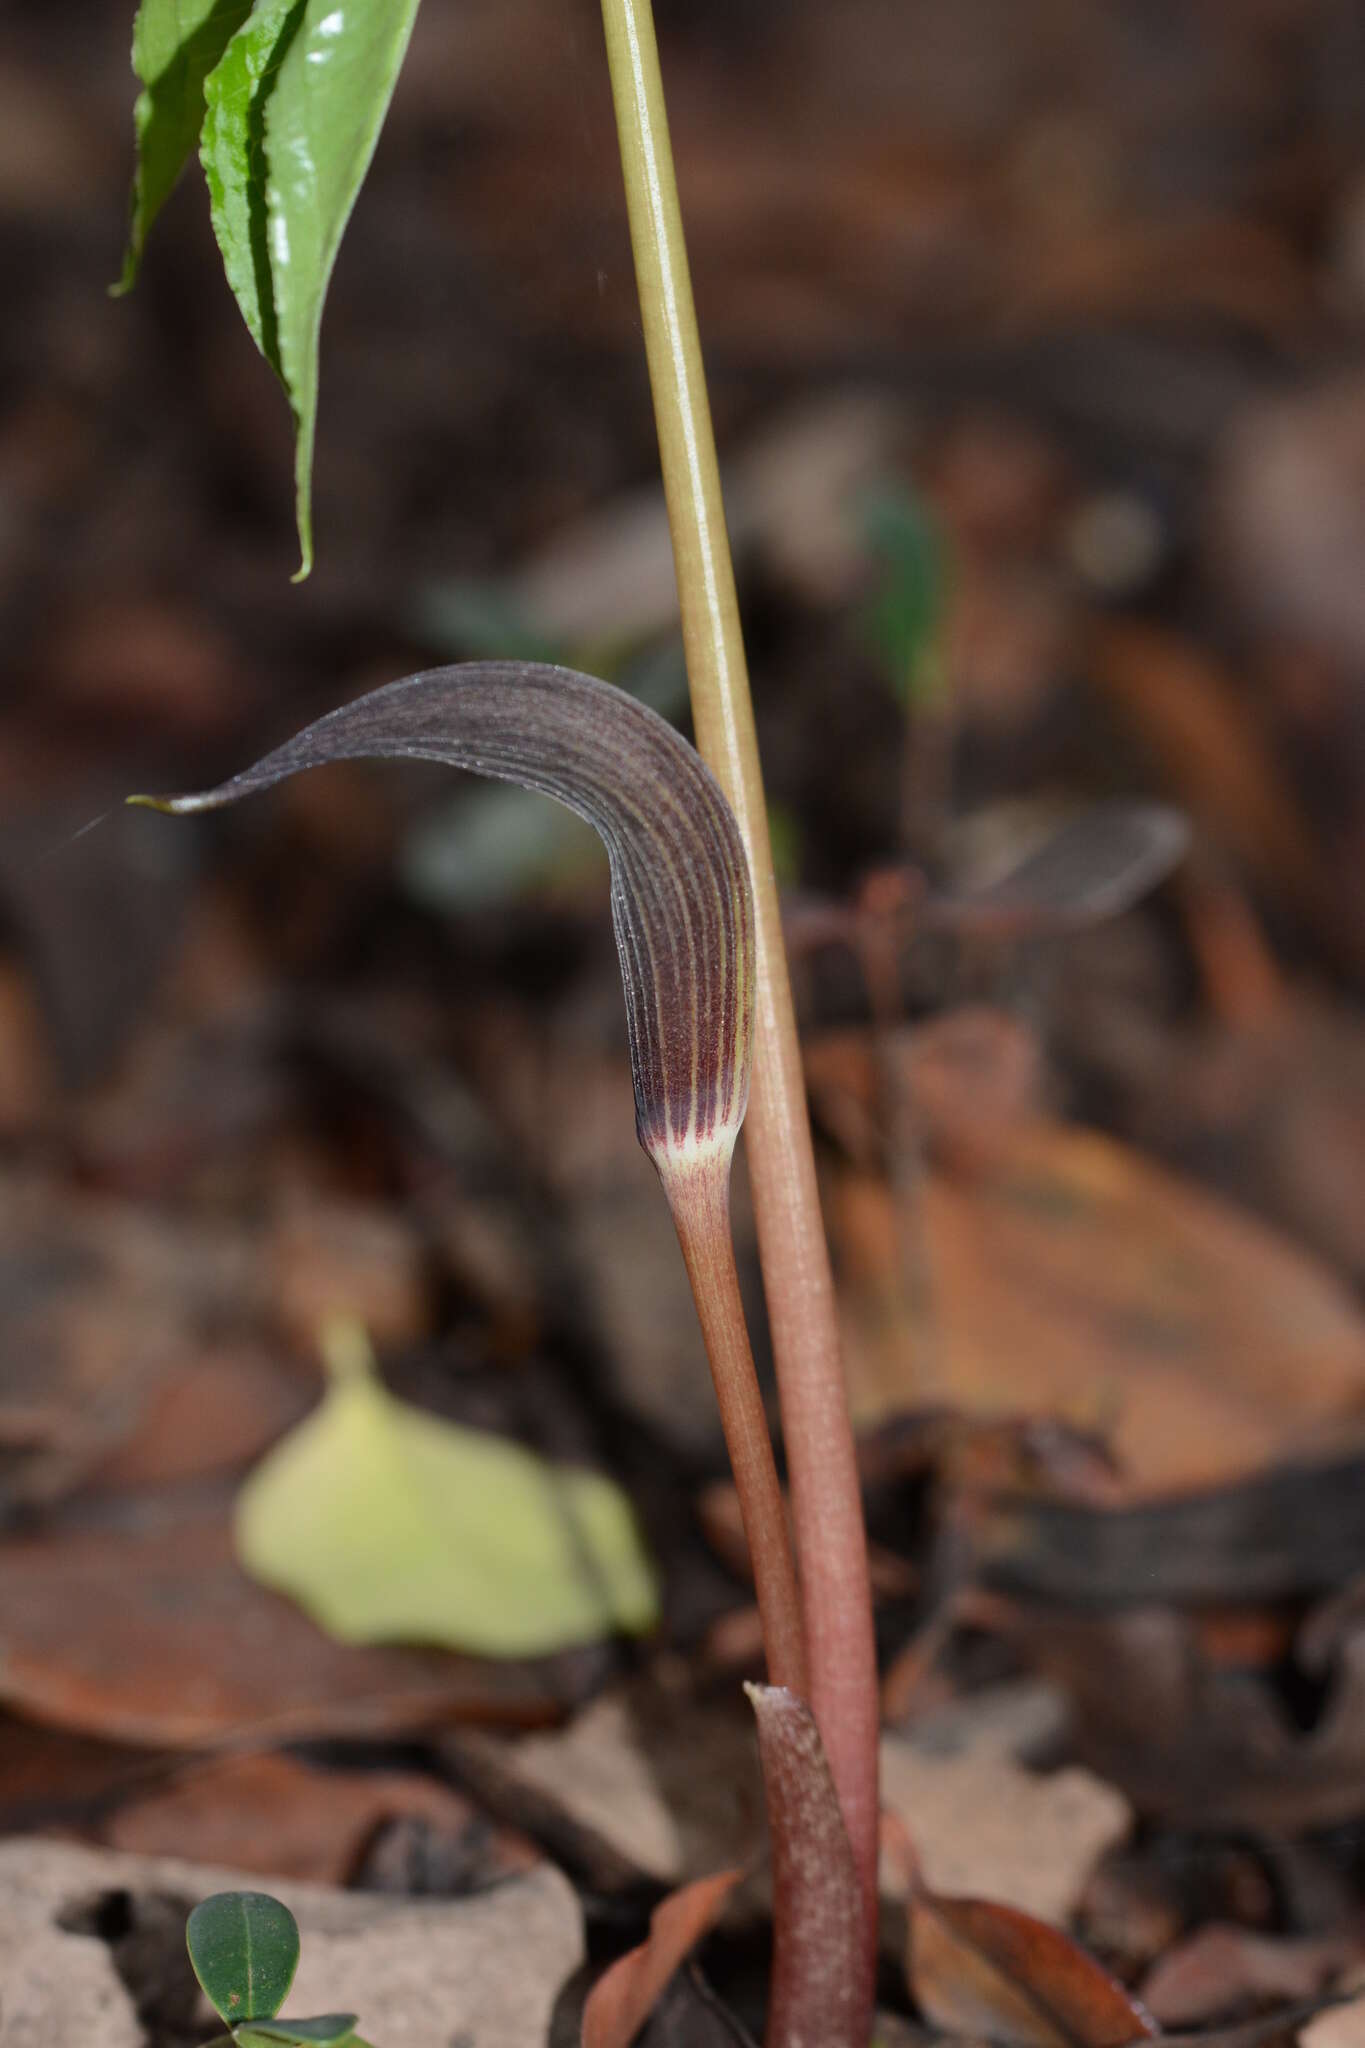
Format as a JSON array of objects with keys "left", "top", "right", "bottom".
[
  {"left": 267, "top": 0, "right": 422, "bottom": 576},
  {"left": 115, "top": 0, "right": 255, "bottom": 293},
  {"left": 235, "top": 2016, "right": 359, "bottom": 2046},
  {"left": 233, "top": 1318, "right": 658, "bottom": 1656},
  {"left": 186, "top": 1892, "right": 299, "bottom": 2026},
  {"left": 200, "top": 0, "right": 303, "bottom": 364},
  {"left": 202, "top": 0, "right": 422, "bottom": 575}
]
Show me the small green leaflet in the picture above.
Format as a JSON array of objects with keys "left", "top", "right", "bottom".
[
  {"left": 116, "top": 0, "right": 256, "bottom": 293},
  {"left": 234, "top": 2016, "right": 361, "bottom": 2046},
  {"left": 858, "top": 485, "right": 949, "bottom": 709},
  {"left": 120, "top": 0, "right": 422, "bottom": 576},
  {"left": 186, "top": 1892, "right": 300, "bottom": 2026}
]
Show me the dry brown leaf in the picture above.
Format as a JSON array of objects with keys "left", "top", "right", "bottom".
[
  {"left": 978, "top": 1448, "right": 1365, "bottom": 1611},
  {"left": 89, "top": 1350, "right": 308, "bottom": 1492},
  {"left": 909, "top": 1887, "right": 1156, "bottom": 2048},
  {"left": 880, "top": 1731, "right": 1130, "bottom": 1927},
  {"left": 834, "top": 1116, "right": 1365, "bottom": 1492},
  {"left": 452, "top": 1681, "right": 764, "bottom": 1890},
  {"left": 1066, "top": 990, "right": 1365, "bottom": 1293},
  {"left": 1004, "top": 216, "right": 1312, "bottom": 341},
  {"left": 0, "top": 1502, "right": 606, "bottom": 1747},
  {"left": 0, "top": 1712, "right": 171, "bottom": 1831},
  {"left": 1303, "top": 1989, "right": 1365, "bottom": 2048},
  {"left": 582, "top": 1868, "right": 744, "bottom": 2048},
  {"left": 0, "top": 1170, "right": 272, "bottom": 1514},
  {"left": 102, "top": 1749, "right": 538, "bottom": 1886},
  {"left": 1212, "top": 375, "right": 1365, "bottom": 673},
  {"left": 1140, "top": 1925, "right": 1357, "bottom": 2029},
  {"left": 1006, "top": 1603, "right": 1365, "bottom": 1833},
  {"left": 1085, "top": 621, "right": 1353, "bottom": 968},
  {"left": 460, "top": 1669, "right": 1125, "bottom": 1942}
]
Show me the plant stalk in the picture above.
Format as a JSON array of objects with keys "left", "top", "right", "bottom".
[
  {"left": 661, "top": 1153, "right": 807, "bottom": 1697},
  {"left": 598, "top": 0, "right": 880, "bottom": 2003}
]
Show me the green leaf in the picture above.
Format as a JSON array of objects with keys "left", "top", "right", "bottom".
[
  {"left": 115, "top": 0, "right": 256, "bottom": 294},
  {"left": 186, "top": 1892, "right": 300, "bottom": 2026},
  {"left": 232, "top": 1316, "right": 658, "bottom": 1656},
  {"left": 202, "top": 0, "right": 422, "bottom": 577},
  {"left": 267, "top": 0, "right": 422, "bottom": 577},
  {"left": 858, "top": 484, "right": 949, "bottom": 708},
  {"left": 201, "top": 0, "right": 304, "bottom": 365},
  {"left": 234, "top": 2016, "right": 358, "bottom": 2046}
]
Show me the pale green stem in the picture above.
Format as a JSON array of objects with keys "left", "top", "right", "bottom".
[{"left": 597, "top": 0, "right": 880, "bottom": 2013}]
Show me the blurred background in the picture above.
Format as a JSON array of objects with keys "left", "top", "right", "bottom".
[{"left": 6, "top": 0, "right": 1365, "bottom": 2028}]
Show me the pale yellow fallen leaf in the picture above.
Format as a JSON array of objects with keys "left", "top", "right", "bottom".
[{"left": 234, "top": 1320, "right": 657, "bottom": 1657}]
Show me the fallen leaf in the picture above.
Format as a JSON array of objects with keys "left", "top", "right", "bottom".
[
  {"left": 626, "top": 1968, "right": 758, "bottom": 2047},
  {"left": 924, "top": 804, "right": 1190, "bottom": 939},
  {"left": 89, "top": 1348, "right": 309, "bottom": 1494},
  {"left": 0, "top": 1141, "right": 374, "bottom": 1515},
  {"left": 104, "top": 1750, "right": 538, "bottom": 1887},
  {"left": 879, "top": 1729, "right": 1130, "bottom": 1927},
  {"left": 908, "top": 1888, "right": 1156, "bottom": 2048},
  {"left": 977, "top": 1445, "right": 1365, "bottom": 1609},
  {"left": 1086, "top": 621, "right": 1352, "bottom": 968},
  {"left": 1057, "top": 990, "right": 1365, "bottom": 1294},
  {"left": 582, "top": 1868, "right": 744, "bottom": 2048},
  {"left": 834, "top": 1116, "right": 1365, "bottom": 1492},
  {"left": 235, "top": 1319, "right": 657, "bottom": 1657},
  {"left": 1004, "top": 215, "right": 1311, "bottom": 342},
  {"left": 1167, "top": 2003, "right": 1356, "bottom": 2048},
  {"left": 0, "top": 1495, "right": 609, "bottom": 1747},
  {"left": 450, "top": 1680, "right": 765, "bottom": 1892},
  {"left": 456, "top": 1670, "right": 1126, "bottom": 1939},
  {"left": 1303, "top": 1989, "right": 1365, "bottom": 2048},
  {"left": 0, "top": 1712, "right": 172, "bottom": 1831},
  {"left": 1140, "top": 1925, "right": 1357, "bottom": 2029},
  {"left": 1212, "top": 375, "right": 1365, "bottom": 674},
  {"left": 1001, "top": 1602, "right": 1365, "bottom": 1832}
]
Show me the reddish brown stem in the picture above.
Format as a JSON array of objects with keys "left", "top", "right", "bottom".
[
  {"left": 661, "top": 1149, "right": 808, "bottom": 1697},
  {"left": 749, "top": 1684, "right": 866, "bottom": 2048},
  {"left": 598, "top": 1, "right": 881, "bottom": 2008}
]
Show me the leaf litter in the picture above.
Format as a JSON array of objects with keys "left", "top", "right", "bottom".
[{"left": 15, "top": 0, "right": 1365, "bottom": 2040}]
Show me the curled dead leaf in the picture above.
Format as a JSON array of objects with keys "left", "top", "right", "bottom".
[
  {"left": 582, "top": 1867, "right": 744, "bottom": 2048},
  {"left": 908, "top": 1887, "right": 1156, "bottom": 2048}
]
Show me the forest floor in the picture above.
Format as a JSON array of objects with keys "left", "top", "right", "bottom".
[{"left": 4, "top": 2, "right": 1365, "bottom": 2043}]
